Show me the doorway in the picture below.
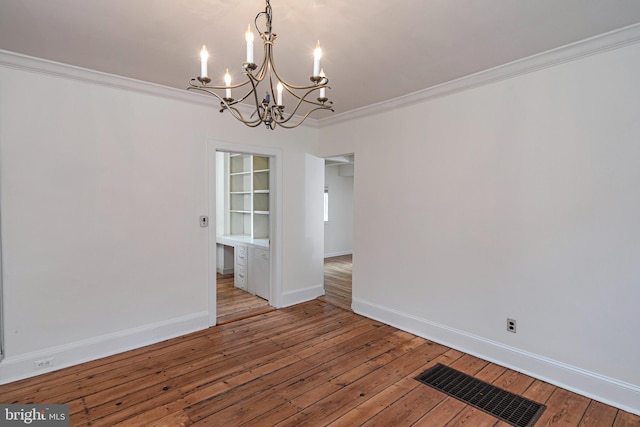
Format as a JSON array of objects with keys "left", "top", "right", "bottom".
[
  {"left": 207, "top": 141, "right": 283, "bottom": 326},
  {"left": 215, "top": 150, "right": 273, "bottom": 324},
  {"left": 320, "top": 154, "right": 354, "bottom": 310}
]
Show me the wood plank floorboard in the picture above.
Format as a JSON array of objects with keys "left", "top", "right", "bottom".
[
  {"left": 217, "top": 273, "right": 275, "bottom": 325},
  {"left": 319, "top": 254, "right": 352, "bottom": 310},
  {"left": 0, "top": 300, "right": 638, "bottom": 426}
]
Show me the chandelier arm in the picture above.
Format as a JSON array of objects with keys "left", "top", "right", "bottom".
[
  {"left": 276, "top": 104, "right": 334, "bottom": 126},
  {"left": 187, "top": 86, "right": 266, "bottom": 127},
  {"left": 231, "top": 71, "right": 265, "bottom": 105},
  {"left": 274, "top": 106, "right": 335, "bottom": 129},
  {"left": 249, "top": 72, "right": 272, "bottom": 124},
  {"left": 268, "top": 64, "right": 277, "bottom": 106},
  {"left": 187, "top": 85, "right": 244, "bottom": 108},
  {"left": 186, "top": 86, "right": 225, "bottom": 99},
  {"left": 249, "top": 40, "right": 272, "bottom": 83},
  {"left": 187, "top": 87, "right": 247, "bottom": 120},
  {"left": 280, "top": 83, "right": 332, "bottom": 107},
  {"left": 229, "top": 106, "right": 263, "bottom": 127},
  {"left": 188, "top": 78, "right": 259, "bottom": 108},
  {"left": 227, "top": 105, "right": 263, "bottom": 127},
  {"left": 188, "top": 69, "right": 267, "bottom": 107},
  {"left": 268, "top": 49, "right": 329, "bottom": 91},
  {"left": 280, "top": 87, "right": 333, "bottom": 119},
  {"left": 189, "top": 78, "right": 254, "bottom": 92}
]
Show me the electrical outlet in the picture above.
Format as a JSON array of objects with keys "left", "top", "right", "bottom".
[
  {"left": 34, "top": 358, "right": 54, "bottom": 370},
  {"left": 507, "top": 318, "right": 517, "bottom": 333}
]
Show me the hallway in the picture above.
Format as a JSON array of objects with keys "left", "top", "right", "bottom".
[{"left": 319, "top": 254, "right": 352, "bottom": 310}]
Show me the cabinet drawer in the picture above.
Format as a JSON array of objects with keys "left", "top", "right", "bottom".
[
  {"left": 235, "top": 245, "right": 248, "bottom": 266},
  {"left": 235, "top": 265, "right": 247, "bottom": 289}
]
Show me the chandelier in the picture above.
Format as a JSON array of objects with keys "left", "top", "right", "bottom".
[{"left": 187, "top": 0, "right": 334, "bottom": 130}]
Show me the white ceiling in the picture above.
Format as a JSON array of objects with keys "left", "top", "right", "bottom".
[{"left": 2, "top": 0, "right": 640, "bottom": 116}]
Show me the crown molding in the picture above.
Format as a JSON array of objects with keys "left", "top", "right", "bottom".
[
  {"left": 0, "top": 49, "right": 218, "bottom": 107},
  {"left": 0, "top": 49, "right": 320, "bottom": 130},
  {"left": 318, "top": 23, "right": 640, "bottom": 128},
  {"left": 3, "top": 22, "right": 640, "bottom": 131}
]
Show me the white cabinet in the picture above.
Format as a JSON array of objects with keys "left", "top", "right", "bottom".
[
  {"left": 217, "top": 151, "right": 271, "bottom": 300},
  {"left": 248, "top": 247, "right": 270, "bottom": 299},
  {"left": 234, "top": 244, "right": 248, "bottom": 290}
]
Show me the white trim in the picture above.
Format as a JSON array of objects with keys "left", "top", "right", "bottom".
[
  {"left": 319, "top": 23, "right": 640, "bottom": 127},
  {"left": 0, "top": 49, "right": 213, "bottom": 107},
  {"left": 208, "top": 140, "right": 284, "bottom": 311},
  {"left": 0, "top": 49, "right": 321, "bottom": 128},
  {"left": 4, "top": 23, "right": 640, "bottom": 132},
  {"left": 352, "top": 298, "right": 640, "bottom": 416},
  {"left": 282, "top": 285, "right": 324, "bottom": 308},
  {"left": 324, "top": 251, "right": 352, "bottom": 258},
  {"left": 0, "top": 146, "right": 4, "bottom": 361},
  {"left": 0, "top": 311, "right": 208, "bottom": 385},
  {"left": 217, "top": 267, "right": 234, "bottom": 275},
  {"left": 4, "top": 23, "right": 640, "bottom": 131},
  {"left": 207, "top": 144, "right": 218, "bottom": 326}
]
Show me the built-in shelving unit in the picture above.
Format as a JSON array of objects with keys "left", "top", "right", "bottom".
[
  {"left": 216, "top": 151, "right": 271, "bottom": 298},
  {"left": 226, "top": 153, "right": 270, "bottom": 239}
]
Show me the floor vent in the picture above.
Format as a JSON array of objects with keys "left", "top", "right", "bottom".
[{"left": 415, "top": 363, "right": 546, "bottom": 427}]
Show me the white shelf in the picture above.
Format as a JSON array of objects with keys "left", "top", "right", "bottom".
[{"left": 225, "top": 153, "right": 269, "bottom": 240}]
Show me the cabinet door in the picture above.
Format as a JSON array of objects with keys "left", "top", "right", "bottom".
[
  {"left": 235, "top": 245, "right": 248, "bottom": 291},
  {"left": 235, "top": 245, "right": 247, "bottom": 266},
  {"left": 248, "top": 247, "right": 270, "bottom": 300},
  {"left": 234, "top": 265, "right": 247, "bottom": 290}
]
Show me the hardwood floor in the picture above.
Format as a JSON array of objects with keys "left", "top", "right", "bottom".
[
  {"left": 217, "top": 273, "right": 274, "bottom": 325},
  {"left": 219, "top": 252, "right": 351, "bottom": 325},
  {"left": 319, "top": 254, "right": 352, "bottom": 310},
  {"left": 1, "top": 300, "right": 637, "bottom": 426}
]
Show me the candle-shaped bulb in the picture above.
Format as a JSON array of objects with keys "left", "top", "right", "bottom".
[
  {"left": 313, "top": 40, "right": 322, "bottom": 77},
  {"left": 224, "top": 69, "right": 231, "bottom": 98},
  {"left": 245, "top": 24, "right": 254, "bottom": 63},
  {"left": 277, "top": 82, "right": 283, "bottom": 106},
  {"left": 319, "top": 69, "right": 326, "bottom": 98},
  {"left": 200, "top": 45, "right": 209, "bottom": 78}
]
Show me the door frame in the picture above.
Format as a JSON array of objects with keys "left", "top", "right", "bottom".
[
  {"left": 0, "top": 205, "right": 4, "bottom": 359},
  {"left": 207, "top": 140, "right": 283, "bottom": 326},
  {"left": 322, "top": 153, "right": 355, "bottom": 308}
]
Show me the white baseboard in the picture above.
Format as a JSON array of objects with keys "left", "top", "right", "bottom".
[
  {"left": 0, "top": 311, "right": 209, "bottom": 385},
  {"left": 216, "top": 267, "right": 234, "bottom": 275},
  {"left": 324, "top": 251, "right": 353, "bottom": 258},
  {"left": 352, "top": 298, "right": 640, "bottom": 416},
  {"left": 282, "top": 284, "right": 324, "bottom": 307}
]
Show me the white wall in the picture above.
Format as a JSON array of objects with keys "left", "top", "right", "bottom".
[
  {"left": 0, "top": 52, "right": 323, "bottom": 382},
  {"left": 324, "top": 163, "right": 353, "bottom": 257},
  {"left": 319, "top": 42, "right": 640, "bottom": 414}
]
